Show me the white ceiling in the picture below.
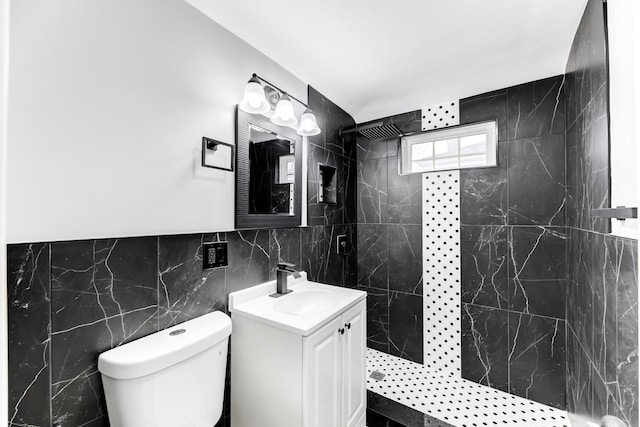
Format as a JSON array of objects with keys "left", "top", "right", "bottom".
[{"left": 186, "top": 0, "right": 588, "bottom": 123}]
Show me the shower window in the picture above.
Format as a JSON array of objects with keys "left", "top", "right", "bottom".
[{"left": 399, "top": 120, "right": 497, "bottom": 174}]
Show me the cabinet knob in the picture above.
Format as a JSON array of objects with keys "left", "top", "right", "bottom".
[
  {"left": 345, "top": 323, "right": 351, "bottom": 330},
  {"left": 339, "top": 328, "right": 345, "bottom": 335}
]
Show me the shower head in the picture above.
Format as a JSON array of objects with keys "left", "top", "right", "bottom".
[{"left": 340, "top": 122, "right": 403, "bottom": 140}]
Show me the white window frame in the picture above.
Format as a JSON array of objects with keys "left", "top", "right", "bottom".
[{"left": 399, "top": 120, "right": 498, "bottom": 175}]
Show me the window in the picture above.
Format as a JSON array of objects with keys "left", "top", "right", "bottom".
[{"left": 399, "top": 120, "right": 497, "bottom": 174}]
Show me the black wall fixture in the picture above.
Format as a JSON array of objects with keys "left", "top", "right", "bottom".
[{"left": 202, "top": 137, "right": 234, "bottom": 172}]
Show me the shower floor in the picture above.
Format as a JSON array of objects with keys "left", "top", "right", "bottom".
[{"left": 366, "top": 349, "right": 571, "bottom": 427}]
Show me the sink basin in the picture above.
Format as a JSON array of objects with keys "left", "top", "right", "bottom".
[
  {"left": 228, "top": 272, "right": 367, "bottom": 336},
  {"left": 273, "top": 290, "right": 339, "bottom": 315}
]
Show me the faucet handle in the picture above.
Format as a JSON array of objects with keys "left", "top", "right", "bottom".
[{"left": 277, "top": 262, "right": 296, "bottom": 270}]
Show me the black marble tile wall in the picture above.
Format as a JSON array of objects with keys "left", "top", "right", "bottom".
[
  {"left": 355, "top": 110, "right": 425, "bottom": 364},
  {"left": 356, "top": 78, "right": 571, "bottom": 407},
  {"left": 564, "top": 0, "right": 637, "bottom": 425},
  {"left": 8, "top": 243, "right": 51, "bottom": 427},
  {"left": 566, "top": 231, "right": 638, "bottom": 425},
  {"left": 307, "top": 85, "right": 357, "bottom": 229},
  {"left": 6, "top": 87, "right": 358, "bottom": 427},
  {"left": 6, "top": 231, "right": 314, "bottom": 427},
  {"left": 457, "top": 75, "right": 568, "bottom": 409},
  {"left": 461, "top": 303, "right": 509, "bottom": 392},
  {"left": 51, "top": 238, "right": 159, "bottom": 426}
]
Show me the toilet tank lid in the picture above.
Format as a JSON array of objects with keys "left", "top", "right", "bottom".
[{"left": 98, "top": 311, "right": 231, "bottom": 380}]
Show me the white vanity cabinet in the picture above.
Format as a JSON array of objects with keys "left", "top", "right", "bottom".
[
  {"left": 229, "top": 277, "right": 366, "bottom": 427},
  {"left": 303, "top": 301, "right": 366, "bottom": 427}
]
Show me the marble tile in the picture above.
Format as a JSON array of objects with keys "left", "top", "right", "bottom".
[
  {"left": 357, "top": 224, "right": 388, "bottom": 290},
  {"left": 615, "top": 237, "right": 638, "bottom": 426},
  {"left": 387, "top": 156, "right": 422, "bottom": 224},
  {"left": 509, "top": 279, "right": 565, "bottom": 319},
  {"left": 343, "top": 224, "right": 359, "bottom": 288},
  {"left": 389, "top": 291, "right": 423, "bottom": 363},
  {"left": 307, "top": 143, "right": 345, "bottom": 227},
  {"left": 507, "top": 75, "right": 566, "bottom": 140},
  {"left": 300, "top": 225, "right": 327, "bottom": 283},
  {"left": 585, "top": 86, "right": 611, "bottom": 234},
  {"left": 387, "top": 190, "right": 421, "bottom": 225},
  {"left": 459, "top": 89, "right": 508, "bottom": 142},
  {"left": 566, "top": 229, "right": 594, "bottom": 355},
  {"left": 357, "top": 157, "right": 388, "bottom": 224},
  {"left": 388, "top": 110, "right": 423, "bottom": 135},
  {"left": 586, "top": 0, "right": 608, "bottom": 95},
  {"left": 388, "top": 224, "right": 422, "bottom": 295},
  {"left": 356, "top": 137, "right": 392, "bottom": 161},
  {"left": 225, "top": 230, "right": 270, "bottom": 294},
  {"left": 508, "top": 226, "right": 566, "bottom": 281},
  {"left": 460, "top": 225, "right": 508, "bottom": 309},
  {"left": 592, "top": 364, "right": 627, "bottom": 424},
  {"left": 507, "top": 134, "right": 566, "bottom": 226},
  {"left": 362, "top": 287, "right": 390, "bottom": 353},
  {"left": 343, "top": 152, "right": 358, "bottom": 226},
  {"left": 566, "top": 328, "right": 593, "bottom": 419},
  {"left": 7, "top": 243, "right": 51, "bottom": 427},
  {"left": 591, "top": 233, "right": 618, "bottom": 390},
  {"left": 460, "top": 141, "right": 508, "bottom": 226},
  {"left": 158, "top": 233, "right": 227, "bottom": 328},
  {"left": 565, "top": 120, "right": 580, "bottom": 229},
  {"left": 323, "top": 224, "right": 346, "bottom": 286},
  {"left": 308, "top": 85, "right": 356, "bottom": 157},
  {"left": 508, "top": 313, "right": 566, "bottom": 408},
  {"left": 50, "top": 237, "right": 159, "bottom": 427},
  {"left": 268, "top": 228, "right": 301, "bottom": 279},
  {"left": 461, "top": 304, "right": 509, "bottom": 391},
  {"left": 567, "top": 0, "right": 608, "bottom": 122}
]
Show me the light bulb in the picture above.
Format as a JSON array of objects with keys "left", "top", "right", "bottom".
[
  {"left": 271, "top": 94, "right": 297, "bottom": 128},
  {"left": 249, "top": 96, "right": 261, "bottom": 109},
  {"left": 239, "top": 76, "right": 270, "bottom": 114},
  {"left": 297, "top": 108, "right": 321, "bottom": 136}
]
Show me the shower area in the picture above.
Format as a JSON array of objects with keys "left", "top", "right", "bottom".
[{"left": 351, "top": 0, "right": 639, "bottom": 425}]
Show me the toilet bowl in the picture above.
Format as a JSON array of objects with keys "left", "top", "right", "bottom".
[{"left": 98, "top": 311, "right": 232, "bottom": 427}]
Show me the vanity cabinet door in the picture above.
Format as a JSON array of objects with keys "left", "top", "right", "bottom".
[
  {"left": 303, "top": 316, "right": 343, "bottom": 427},
  {"left": 342, "top": 301, "right": 366, "bottom": 427}
]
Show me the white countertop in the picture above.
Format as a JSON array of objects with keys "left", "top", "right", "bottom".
[{"left": 229, "top": 272, "right": 366, "bottom": 336}]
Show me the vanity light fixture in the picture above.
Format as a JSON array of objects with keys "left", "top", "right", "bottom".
[{"left": 239, "top": 73, "right": 321, "bottom": 136}]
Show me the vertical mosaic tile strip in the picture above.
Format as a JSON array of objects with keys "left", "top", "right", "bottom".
[
  {"left": 423, "top": 171, "right": 461, "bottom": 374},
  {"left": 421, "top": 101, "right": 460, "bottom": 131}
]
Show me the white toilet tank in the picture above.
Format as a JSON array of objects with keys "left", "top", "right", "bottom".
[{"left": 98, "top": 311, "right": 232, "bottom": 427}]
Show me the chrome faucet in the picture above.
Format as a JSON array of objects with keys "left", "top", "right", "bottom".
[{"left": 270, "top": 262, "right": 301, "bottom": 298}]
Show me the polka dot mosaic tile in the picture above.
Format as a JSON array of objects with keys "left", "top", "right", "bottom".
[
  {"left": 423, "top": 171, "right": 461, "bottom": 375},
  {"left": 366, "top": 348, "right": 571, "bottom": 427},
  {"left": 421, "top": 101, "right": 460, "bottom": 131}
]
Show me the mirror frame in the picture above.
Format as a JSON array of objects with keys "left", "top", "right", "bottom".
[{"left": 235, "top": 107, "right": 303, "bottom": 229}]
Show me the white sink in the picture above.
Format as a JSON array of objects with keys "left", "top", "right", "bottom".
[
  {"left": 273, "top": 290, "right": 340, "bottom": 315},
  {"left": 229, "top": 272, "right": 366, "bottom": 336}
]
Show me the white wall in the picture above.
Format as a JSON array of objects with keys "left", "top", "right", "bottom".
[
  {"left": 7, "top": 0, "right": 307, "bottom": 243},
  {"left": 1, "top": 0, "right": 9, "bottom": 423},
  {"left": 608, "top": 0, "right": 639, "bottom": 239}
]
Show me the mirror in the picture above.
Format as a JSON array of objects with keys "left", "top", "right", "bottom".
[{"left": 235, "top": 108, "right": 302, "bottom": 229}]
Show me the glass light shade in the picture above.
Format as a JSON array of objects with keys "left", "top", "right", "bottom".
[
  {"left": 271, "top": 94, "right": 298, "bottom": 127},
  {"left": 239, "top": 77, "right": 270, "bottom": 114},
  {"left": 297, "top": 108, "right": 321, "bottom": 136}
]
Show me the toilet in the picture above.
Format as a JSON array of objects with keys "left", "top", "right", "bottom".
[{"left": 98, "top": 311, "right": 232, "bottom": 427}]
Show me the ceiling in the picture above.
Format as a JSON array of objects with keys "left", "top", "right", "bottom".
[{"left": 185, "top": 0, "right": 588, "bottom": 123}]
